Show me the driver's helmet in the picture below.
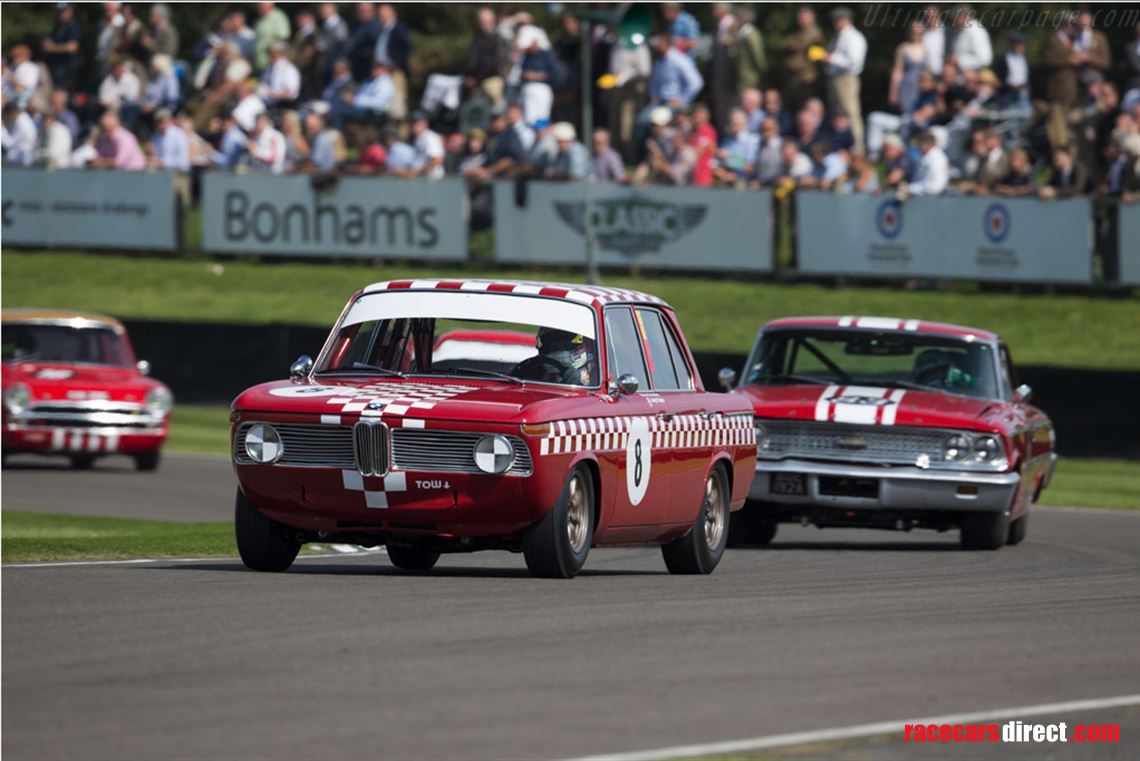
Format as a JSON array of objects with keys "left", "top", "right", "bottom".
[
  {"left": 536, "top": 327, "right": 594, "bottom": 383},
  {"left": 914, "top": 348, "right": 973, "bottom": 387}
]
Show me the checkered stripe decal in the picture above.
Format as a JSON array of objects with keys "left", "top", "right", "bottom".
[
  {"left": 362, "top": 279, "right": 666, "bottom": 309},
  {"left": 321, "top": 381, "right": 478, "bottom": 423},
  {"left": 539, "top": 414, "right": 754, "bottom": 455},
  {"left": 50, "top": 429, "right": 120, "bottom": 453},
  {"left": 340, "top": 469, "right": 406, "bottom": 509}
]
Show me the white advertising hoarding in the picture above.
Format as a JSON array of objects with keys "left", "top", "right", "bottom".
[
  {"left": 1, "top": 168, "right": 178, "bottom": 251},
  {"left": 796, "top": 192, "right": 1093, "bottom": 284},
  {"left": 1118, "top": 202, "right": 1140, "bottom": 286},
  {"left": 494, "top": 182, "right": 773, "bottom": 272},
  {"left": 201, "top": 173, "right": 467, "bottom": 259}
]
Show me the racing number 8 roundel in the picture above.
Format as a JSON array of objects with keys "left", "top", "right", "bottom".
[{"left": 626, "top": 418, "right": 652, "bottom": 506}]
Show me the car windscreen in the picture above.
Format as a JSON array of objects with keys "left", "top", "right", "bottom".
[
  {"left": 1, "top": 324, "right": 134, "bottom": 367},
  {"left": 316, "top": 291, "right": 599, "bottom": 388},
  {"left": 747, "top": 330, "right": 999, "bottom": 400}
]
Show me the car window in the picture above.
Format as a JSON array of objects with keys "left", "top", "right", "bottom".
[
  {"left": 635, "top": 308, "right": 692, "bottom": 391},
  {"left": 604, "top": 307, "right": 648, "bottom": 386}
]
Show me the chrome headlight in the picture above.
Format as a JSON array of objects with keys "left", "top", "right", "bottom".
[
  {"left": 973, "top": 435, "right": 1003, "bottom": 463},
  {"left": 145, "top": 387, "right": 173, "bottom": 416},
  {"left": 3, "top": 383, "right": 30, "bottom": 415},
  {"left": 244, "top": 423, "right": 283, "bottom": 464},
  {"left": 755, "top": 422, "right": 768, "bottom": 452},
  {"left": 943, "top": 433, "right": 971, "bottom": 461},
  {"left": 474, "top": 434, "right": 515, "bottom": 474}
]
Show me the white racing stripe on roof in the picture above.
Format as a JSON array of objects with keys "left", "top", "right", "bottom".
[
  {"left": 838, "top": 316, "right": 855, "bottom": 327},
  {"left": 855, "top": 316, "right": 903, "bottom": 330}
]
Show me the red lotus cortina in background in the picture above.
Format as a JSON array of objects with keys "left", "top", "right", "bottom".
[
  {"left": 723, "top": 316, "right": 1056, "bottom": 551},
  {"left": 230, "top": 279, "right": 757, "bottom": 578},
  {"left": 2, "top": 310, "right": 172, "bottom": 471}
]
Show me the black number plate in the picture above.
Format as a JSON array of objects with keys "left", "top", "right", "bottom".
[{"left": 770, "top": 472, "right": 807, "bottom": 496}]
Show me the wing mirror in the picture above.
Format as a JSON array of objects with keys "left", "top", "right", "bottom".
[
  {"left": 718, "top": 367, "right": 737, "bottom": 390},
  {"left": 136, "top": 360, "right": 151, "bottom": 376},
  {"left": 1013, "top": 384, "right": 1033, "bottom": 404},
  {"left": 616, "top": 373, "right": 639, "bottom": 395},
  {"left": 290, "top": 355, "right": 314, "bottom": 379}
]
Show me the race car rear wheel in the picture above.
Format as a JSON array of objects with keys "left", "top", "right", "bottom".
[
  {"left": 386, "top": 544, "right": 440, "bottom": 572},
  {"left": 727, "top": 500, "right": 778, "bottom": 547},
  {"left": 523, "top": 465, "right": 594, "bottom": 579},
  {"left": 70, "top": 455, "right": 95, "bottom": 470},
  {"left": 134, "top": 451, "right": 161, "bottom": 472},
  {"left": 1006, "top": 513, "right": 1029, "bottom": 545},
  {"left": 960, "top": 511, "right": 1008, "bottom": 551},
  {"left": 662, "top": 464, "right": 730, "bottom": 574},
  {"left": 235, "top": 488, "right": 301, "bottom": 572}
]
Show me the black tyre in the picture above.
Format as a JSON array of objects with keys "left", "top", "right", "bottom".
[
  {"left": 1006, "top": 513, "right": 1029, "bottom": 545},
  {"left": 134, "top": 451, "right": 161, "bottom": 472},
  {"left": 662, "top": 464, "right": 730, "bottom": 574},
  {"left": 235, "top": 488, "right": 301, "bottom": 572},
  {"left": 727, "top": 500, "right": 778, "bottom": 547},
  {"left": 386, "top": 544, "right": 441, "bottom": 572},
  {"left": 522, "top": 465, "right": 594, "bottom": 578},
  {"left": 960, "top": 511, "right": 1008, "bottom": 551},
  {"left": 70, "top": 455, "right": 95, "bottom": 470}
]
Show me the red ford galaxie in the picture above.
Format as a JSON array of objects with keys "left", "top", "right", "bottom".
[
  {"left": 724, "top": 316, "right": 1056, "bottom": 550},
  {"left": 231, "top": 279, "right": 756, "bottom": 578},
  {"left": 2, "top": 310, "right": 172, "bottom": 470}
]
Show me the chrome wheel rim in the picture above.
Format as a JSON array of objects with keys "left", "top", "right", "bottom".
[
  {"left": 566, "top": 472, "right": 589, "bottom": 554},
  {"left": 703, "top": 474, "right": 725, "bottom": 551}
]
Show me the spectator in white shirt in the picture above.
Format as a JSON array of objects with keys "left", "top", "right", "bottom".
[
  {"left": 232, "top": 79, "right": 266, "bottom": 132},
  {"left": 949, "top": 7, "right": 992, "bottom": 72},
  {"left": 777, "top": 138, "right": 814, "bottom": 182},
  {"left": 247, "top": 112, "right": 287, "bottom": 173},
  {"left": 258, "top": 41, "right": 301, "bottom": 106},
  {"left": 2, "top": 103, "right": 38, "bottom": 166},
  {"left": 823, "top": 7, "right": 867, "bottom": 154},
  {"left": 98, "top": 59, "right": 141, "bottom": 109},
  {"left": 921, "top": 5, "right": 945, "bottom": 75},
  {"left": 42, "top": 110, "right": 73, "bottom": 168},
  {"left": 5, "top": 45, "right": 40, "bottom": 109},
  {"left": 995, "top": 32, "right": 1030, "bottom": 108},
  {"left": 410, "top": 111, "right": 445, "bottom": 180},
  {"left": 907, "top": 131, "right": 949, "bottom": 195},
  {"left": 149, "top": 108, "right": 191, "bottom": 172}
]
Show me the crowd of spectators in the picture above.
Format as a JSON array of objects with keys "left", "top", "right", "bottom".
[{"left": 4, "top": 1, "right": 1140, "bottom": 204}]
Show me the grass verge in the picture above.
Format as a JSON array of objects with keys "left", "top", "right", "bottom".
[
  {"left": 167, "top": 404, "right": 231, "bottom": 455},
  {"left": 1, "top": 512, "right": 234, "bottom": 562},
  {"left": 4, "top": 250, "right": 1138, "bottom": 371}
]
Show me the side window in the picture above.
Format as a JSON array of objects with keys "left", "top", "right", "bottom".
[
  {"left": 999, "top": 344, "right": 1016, "bottom": 399},
  {"left": 635, "top": 308, "right": 692, "bottom": 391},
  {"left": 604, "top": 307, "right": 648, "bottom": 386}
]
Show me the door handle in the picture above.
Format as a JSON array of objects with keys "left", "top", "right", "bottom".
[
  {"left": 655, "top": 412, "right": 676, "bottom": 422},
  {"left": 699, "top": 411, "right": 719, "bottom": 421}
]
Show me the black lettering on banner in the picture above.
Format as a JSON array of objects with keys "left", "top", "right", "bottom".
[
  {"left": 417, "top": 208, "right": 438, "bottom": 248},
  {"left": 252, "top": 202, "right": 277, "bottom": 242},
  {"left": 370, "top": 207, "right": 413, "bottom": 246},
  {"left": 224, "top": 191, "right": 248, "bottom": 239},
  {"left": 344, "top": 205, "right": 365, "bottom": 244},
  {"left": 315, "top": 200, "right": 339, "bottom": 243},
  {"left": 282, "top": 203, "right": 309, "bottom": 242}
]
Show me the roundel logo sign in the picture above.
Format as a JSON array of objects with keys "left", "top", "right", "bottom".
[
  {"left": 875, "top": 199, "right": 903, "bottom": 239},
  {"left": 982, "top": 203, "right": 1010, "bottom": 243}
]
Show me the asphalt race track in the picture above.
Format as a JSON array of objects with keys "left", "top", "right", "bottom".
[{"left": 3, "top": 456, "right": 1139, "bottom": 761}]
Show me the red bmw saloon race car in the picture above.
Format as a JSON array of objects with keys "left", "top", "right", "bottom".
[
  {"left": 2, "top": 310, "right": 172, "bottom": 470},
  {"left": 230, "top": 279, "right": 756, "bottom": 578},
  {"left": 723, "top": 316, "right": 1056, "bottom": 550}
]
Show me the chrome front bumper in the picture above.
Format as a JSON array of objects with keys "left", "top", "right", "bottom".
[{"left": 751, "top": 458, "right": 1020, "bottom": 513}]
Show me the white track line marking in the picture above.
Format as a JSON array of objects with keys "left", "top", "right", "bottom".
[
  {"left": 563, "top": 694, "right": 1140, "bottom": 761},
  {"left": 3, "top": 550, "right": 386, "bottom": 569}
]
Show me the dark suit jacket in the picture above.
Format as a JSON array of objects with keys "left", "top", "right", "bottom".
[{"left": 1041, "top": 32, "right": 1078, "bottom": 107}]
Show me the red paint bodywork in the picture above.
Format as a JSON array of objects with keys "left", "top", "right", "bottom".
[{"left": 232, "top": 282, "right": 756, "bottom": 547}]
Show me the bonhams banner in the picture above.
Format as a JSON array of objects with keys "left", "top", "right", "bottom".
[
  {"left": 795, "top": 191, "right": 1093, "bottom": 284},
  {"left": 494, "top": 182, "right": 773, "bottom": 272},
  {"left": 202, "top": 173, "right": 467, "bottom": 259},
  {"left": 1, "top": 168, "right": 177, "bottom": 251}
]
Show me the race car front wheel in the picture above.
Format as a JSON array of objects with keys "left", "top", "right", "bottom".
[
  {"left": 727, "top": 500, "right": 778, "bottom": 547},
  {"left": 662, "top": 464, "right": 730, "bottom": 574},
  {"left": 960, "top": 510, "right": 1008, "bottom": 551},
  {"left": 1006, "top": 513, "right": 1029, "bottom": 545},
  {"left": 523, "top": 465, "right": 594, "bottom": 579},
  {"left": 134, "top": 451, "right": 161, "bottom": 472},
  {"left": 235, "top": 488, "right": 301, "bottom": 572},
  {"left": 386, "top": 544, "right": 440, "bottom": 572}
]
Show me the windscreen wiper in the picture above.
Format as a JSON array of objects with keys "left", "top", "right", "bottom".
[
  {"left": 448, "top": 367, "right": 524, "bottom": 385},
  {"left": 316, "top": 363, "right": 406, "bottom": 378},
  {"left": 760, "top": 374, "right": 833, "bottom": 386}
]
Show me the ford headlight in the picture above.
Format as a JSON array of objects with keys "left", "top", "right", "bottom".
[
  {"left": 474, "top": 434, "right": 515, "bottom": 474},
  {"left": 943, "top": 433, "right": 971, "bottom": 461},
  {"left": 145, "top": 387, "right": 173, "bottom": 416},
  {"left": 244, "top": 423, "right": 283, "bottom": 464},
  {"left": 755, "top": 422, "right": 768, "bottom": 452},
  {"left": 973, "top": 435, "right": 1003, "bottom": 463},
  {"left": 4, "top": 383, "right": 30, "bottom": 415}
]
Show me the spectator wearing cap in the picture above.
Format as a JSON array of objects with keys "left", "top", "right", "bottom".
[
  {"left": 662, "top": 3, "right": 700, "bottom": 60},
  {"left": 2, "top": 103, "right": 38, "bottom": 166},
  {"left": 591, "top": 128, "right": 627, "bottom": 183},
  {"left": 254, "top": 2, "right": 291, "bottom": 72},
  {"left": 545, "top": 122, "right": 589, "bottom": 181},
  {"left": 94, "top": 109, "right": 145, "bottom": 170},
  {"left": 410, "top": 111, "right": 445, "bottom": 179},
  {"left": 781, "top": 6, "right": 825, "bottom": 113},
  {"left": 516, "top": 24, "right": 557, "bottom": 126},
  {"left": 948, "top": 6, "right": 992, "bottom": 72},
  {"left": 905, "top": 131, "right": 949, "bottom": 195},
  {"left": 42, "top": 3, "right": 81, "bottom": 92},
  {"left": 465, "top": 7, "right": 508, "bottom": 108},
  {"left": 259, "top": 41, "right": 301, "bottom": 107},
  {"left": 375, "top": 3, "right": 413, "bottom": 119},
  {"left": 994, "top": 32, "right": 1030, "bottom": 108},
  {"left": 823, "top": 7, "right": 867, "bottom": 154},
  {"left": 714, "top": 108, "right": 759, "bottom": 185},
  {"left": 303, "top": 111, "right": 345, "bottom": 173},
  {"left": 149, "top": 108, "right": 190, "bottom": 172},
  {"left": 247, "top": 111, "right": 287, "bottom": 173}
]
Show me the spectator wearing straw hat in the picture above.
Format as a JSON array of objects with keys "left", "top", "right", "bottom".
[{"left": 545, "top": 122, "right": 589, "bottom": 181}]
